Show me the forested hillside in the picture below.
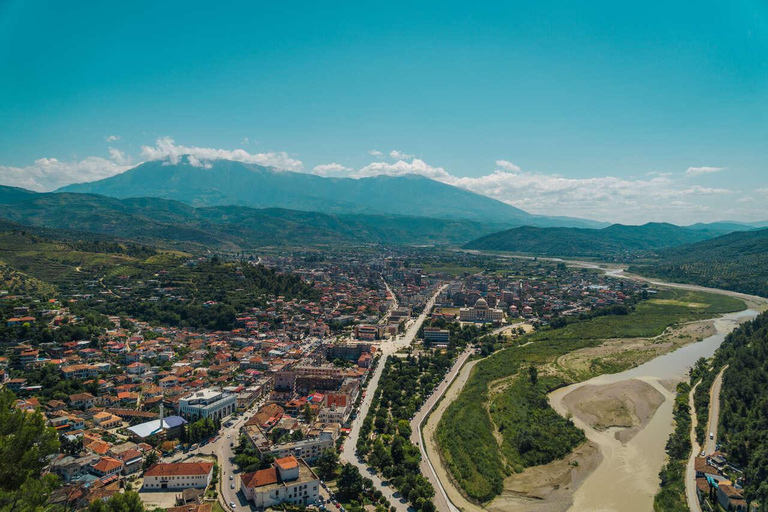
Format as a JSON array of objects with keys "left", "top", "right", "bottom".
[
  {"left": 0, "top": 186, "right": 504, "bottom": 248},
  {"left": 712, "top": 312, "right": 768, "bottom": 507},
  {"left": 464, "top": 223, "right": 725, "bottom": 258},
  {"left": 633, "top": 228, "right": 768, "bottom": 297}
]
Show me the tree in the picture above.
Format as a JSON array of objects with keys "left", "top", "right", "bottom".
[
  {"left": 528, "top": 365, "right": 538, "bottom": 386},
  {"left": 142, "top": 450, "right": 159, "bottom": 471},
  {"left": 316, "top": 449, "right": 339, "bottom": 480},
  {"left": 0, "top": 388, "right": 59, "bottom": 490},
  {"left": 337, "top": 463, "right": 363, "bottom": 499},
  {"left": 87, "top": 491, "right": 147, "bottom": 511},
  {"left": 0, "top": 388, "right": 61, "bottom": 510}
]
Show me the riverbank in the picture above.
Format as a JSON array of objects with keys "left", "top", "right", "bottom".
[{"left": 548, "top": 307, "right": 761, "bottom": 512}]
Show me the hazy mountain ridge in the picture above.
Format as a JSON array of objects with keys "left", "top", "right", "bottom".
[{"left": 57, "top": 159, "right": 605, "bottom": 228}]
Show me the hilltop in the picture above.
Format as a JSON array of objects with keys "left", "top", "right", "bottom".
[{"left": 632, "top": 228, "right": 768, "bottom": 297}]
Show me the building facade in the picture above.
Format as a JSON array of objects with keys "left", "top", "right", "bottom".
[
  {"left": 178, "top": 389, "right": 236, "bottom": 421},
  {"left": 142, "top": 462, "right": 214, "bottom": 490},
  {"left": 459, "top": 298, "right": 504, "bottom": 323}
]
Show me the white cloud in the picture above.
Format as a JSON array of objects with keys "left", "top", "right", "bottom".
[
  {"left": 312, "top": 163, "right": 353, "bottom": 176},
  {"left": 368, "top": 150, "right": 384, "bottom": 158},
  {"left": 241, "top": 137, "right": 250, "bottom": 145},
  {"left": 495, "top": 160, "right": 521, "bottom": 172},
  {"left": 389, "top": 150, "right": 415, "bottom": 160},
  {"left": 685, "top": 166, "right": 726, "bottom": 176},
  {"left": 0, "top": 156, "right": 132, "bottom": 192},
  {"left": 355, "top": 158, "right": 453, "bottom": 182},
  {"left": 105, "top": 135, "right": 120, "bottom": 142},
  {"left": 140, "top": 137, "right": 302, "bottom": 171},
  {"left": 348, "top": 159, "right": 748, "bottom": 224},
  {"left": 108, "top": 147, "right": 132, "bottom": 166}
]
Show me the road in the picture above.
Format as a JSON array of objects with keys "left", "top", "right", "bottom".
[
  {"left": 685, "top": 380, "right": 703, "bottom": 512},
  {"left": 379, "top": 280, "right": 400, "bottom": 325},
  {"left": 339, "top": 284, "right": 446, "bottom": 512},
  {"left": 704, "top": 365, "right": 728, "bottom": 455},
  {"left": 409, "top": 348, "right": 472, "bottom": 512},
  {"left": 162, "top": 401, "right": 263, "bottom": 510}
]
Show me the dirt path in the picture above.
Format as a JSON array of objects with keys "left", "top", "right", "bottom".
[
  {"left": 686, "top": 380, "right": 703, "bottom": 512},
  {"left": 410, "top": 348, "right": 473, "bottom": 512},
  {"left": 422, "top": 359, "right": 485, "bottom": 512}
]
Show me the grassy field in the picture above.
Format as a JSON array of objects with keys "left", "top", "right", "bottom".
[{"left": 436, "top": 288, "right": 745, "bottom": 503}]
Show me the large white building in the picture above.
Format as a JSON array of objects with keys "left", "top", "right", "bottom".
[
  {"left": 241, "top": 456, "right": 319, "bottom": 509},
  {"left": 142, "top": 461, "right": 214, "bottom": 490},
  {"left": 459, "top": 298, "right": 504, "bottom": 323},
  {"left": 178, "top": 388, "right": 237, "bottom": 421}
]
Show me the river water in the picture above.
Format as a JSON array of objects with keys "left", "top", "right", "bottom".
[{"left": 549, "top": 307, "right": 758, "bottom": 512}]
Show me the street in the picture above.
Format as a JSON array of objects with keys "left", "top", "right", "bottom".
[
  {"left": 704, "top": 365, "right": 728, "bottom": 455},
  {"left": 339, "top": 284, "right": 447, "bottom": 512}
]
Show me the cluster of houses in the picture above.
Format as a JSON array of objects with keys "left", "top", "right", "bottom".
[
  {"left": 436, "top": 264, "right": 642, "bottom": 325},
  {"left": 694, "top": 452, "right": 753, "bottom": 511}
]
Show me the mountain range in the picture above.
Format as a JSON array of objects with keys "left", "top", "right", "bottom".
[
  {"left": 0, "top": 185, "right": 506, "bottom": 249},
  {"left": 463, "top": 223, "right": 748, "bottom": 258},
  {"left": 58, "top": 158, "right": 605, "bottom": 228}
]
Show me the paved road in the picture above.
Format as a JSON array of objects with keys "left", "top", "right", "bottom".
[
  {"left": 409, "top": 348, "right": 472, "bottom": 512},
  {"left": 339, "top": 285, "right": 446, "bottom": 512},
  {"left": 685, "top": 380, "right": 703, "bottom": 512},
  {"left": 163, "top": 402, "right": 264, "bottom": 510},
  {"left": 704, "top": 366, "right": 728, "bottom": 455}
]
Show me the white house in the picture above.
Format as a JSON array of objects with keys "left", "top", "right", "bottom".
[
  {"left": 241, "top": 456, "right": 319, "bottom": 509},
  {"left": 142, "top": 461, "right": 214, "bottom": 490}
]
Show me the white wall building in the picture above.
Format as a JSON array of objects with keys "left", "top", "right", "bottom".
[
  {"left": 178, "top": 388, "right": 237, "bottom": 421},
  {"left": 241, "top": 456, "right": 320, "bottom": 509},
  {"left": 459, "top": 298, "right": 504, "bottom": 323},
  {"left": 142, "top": 461, "right": 214, "bottom": 490}
]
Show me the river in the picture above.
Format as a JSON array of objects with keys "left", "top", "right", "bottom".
[{"left": 549, "top": 307, "right": 759, "bottom": 512}]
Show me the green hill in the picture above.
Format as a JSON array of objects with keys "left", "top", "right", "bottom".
[
  {"left": 631, "top": 228, "right": 768, "bottom": 297},
  {"left": 0, "top": 186, "right": 505, "bottom": 249},
  {"left": 463, "top": 223, "right": 724, "bottom": 258}
]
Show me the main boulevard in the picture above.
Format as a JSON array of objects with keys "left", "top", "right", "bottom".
[{"left": 338, "top": 285, "right": 447, "bottom": 512}]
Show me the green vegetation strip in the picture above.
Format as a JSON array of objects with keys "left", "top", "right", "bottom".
[{"left": 436, "top": 289, "right": 745, "bottom": 503}]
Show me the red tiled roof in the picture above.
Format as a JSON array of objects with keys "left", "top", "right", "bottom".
[
  {"left": 241, "top": 467, "right": 278, "bottom": 488},
  {"left": 92, "top": 457, "right": 123, "bottom": 473},
  {"left": 275, "top": 455, "right": 299, "bottom": 470},
  {"left": 144, "top": 461, "right": 214, "bottom": 477}
]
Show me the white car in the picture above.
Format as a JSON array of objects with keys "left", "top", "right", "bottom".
[
  {"left": 231, "top": 483, "right": 235, "bottom": 489},
  {"left": 230, "top": 502, "right": 236, "bottom": 508},
  {"left": 229, "top": 474, "right": 234, "bottom": 480}
]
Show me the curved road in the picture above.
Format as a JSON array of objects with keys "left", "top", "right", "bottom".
[
  {"left": 704, "top": 366, "right": 727, "bottom": 455},
  {"left": 409, "top": 348, "right": 473, "bottom": 512}
]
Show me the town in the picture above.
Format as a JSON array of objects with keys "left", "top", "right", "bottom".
[{"left": 1, "top": 249, "right": 645, "bottom": 512}]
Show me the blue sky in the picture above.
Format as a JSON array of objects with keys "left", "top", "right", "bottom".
[{"left": 0, "top": 0, "right": 766, "bottom": 223}]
